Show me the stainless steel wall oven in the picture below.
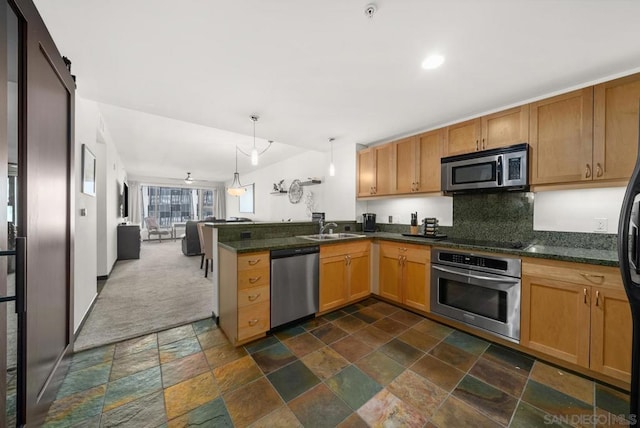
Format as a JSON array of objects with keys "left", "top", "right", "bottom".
[{"left": 430, "top": 248, "right": 521, "bottom": 342}]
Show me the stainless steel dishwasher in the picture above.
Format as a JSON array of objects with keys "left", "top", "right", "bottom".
[{"left": 270, "top": 246, "right": 319, "bottom": 328}]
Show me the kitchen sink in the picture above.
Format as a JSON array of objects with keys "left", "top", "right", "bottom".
[{"left": 298, "top": 233, "right": 366, "bottom": 241}]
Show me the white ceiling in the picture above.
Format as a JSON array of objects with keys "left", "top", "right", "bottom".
[{"left": 33, "top": 0, "right": 640, "bottom": 183}]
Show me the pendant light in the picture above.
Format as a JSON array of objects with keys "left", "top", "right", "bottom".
[
  {"left": 184, "top": 172, "right": 194, "bottom": 184},
  {"left": 329, "top": 138, "right": 336, "bottom": 177},
  {"left": 227, "top": 146, "right": 246, "bottom": 196},
  {"left": 238, "top": 115, "right": 272, "bottom": 165}
]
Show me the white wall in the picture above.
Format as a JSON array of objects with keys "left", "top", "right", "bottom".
[
  {"left": 73, "top": 97, "right": 99, "bottom": 332},
  {"left": 534, "top": 187, "right": 625, "bottom": 234},
  {"left": 74, "top": 96, "right": 126, "bottom": 332},
  {"left": 225, "top": 142, "right": 358, "bottom": 221}
]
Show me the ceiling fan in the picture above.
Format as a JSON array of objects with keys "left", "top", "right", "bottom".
[{"left": 183, "top": 172, "right": 197, "bottom": 184}]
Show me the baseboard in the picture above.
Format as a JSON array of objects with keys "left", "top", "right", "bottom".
[
  {"left": 97, "top": 275, "right": 108, "bottom": 280},
  {"left": 212, "top": 311, "right": 219, "bottom": 325},
  {"left": 73, "top": 293, "right": 98, "bottom": 342},
  {"left": 96, "top": 258, "right": 118, "bottom": 281}
]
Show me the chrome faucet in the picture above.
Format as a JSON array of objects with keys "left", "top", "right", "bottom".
[{"left": 319, "top": 220, "right": 338, "bottom": 236}]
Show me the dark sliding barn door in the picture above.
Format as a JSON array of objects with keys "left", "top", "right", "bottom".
[{"left": 1, "top": 0, "right": 75, "bottom": 426}]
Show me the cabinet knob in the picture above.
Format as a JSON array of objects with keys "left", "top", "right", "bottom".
[
  {"left": 596, "top": 163, "right": 603, "bottom": 178},
  {"left": 248, "top": 293, "right": 260, "bottom": 301},
  {"left": 248, "top": 259, "right": 260, "bottom": 266},
  {"left": 579, "top": 272, "right": 605, "bottom": 283},
  {"left": 583, "top": 288, "right": 587, "bottom": 304},
  {"left": 248, "top": 319, "right": 259, "bottom": 326},
  {"left": 249, "top": 276, "right": 261, "bottom": 283},
  {"left": 595, "top": 290, "right": 600, "bottom": 306},
  {"left": 476, "top": 140, "right": 479, "bottom": 151},
  {"left": 482, "top": 138, "right": 485, "bottom": 150},
  {"left": 585, "top": 164, "right": 592, "bottom": 179}
]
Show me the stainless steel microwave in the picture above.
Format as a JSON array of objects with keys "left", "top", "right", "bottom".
[{"left": 441, "top": 143, "right": 528, "bottom": 194}]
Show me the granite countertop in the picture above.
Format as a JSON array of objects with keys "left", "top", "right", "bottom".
[{"left": 218, "top": 232, "right": 619, "bottom": 267}]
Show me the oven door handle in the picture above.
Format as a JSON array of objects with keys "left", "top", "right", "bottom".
[{"left": 432, "top": 265, "right": 519, "bottom": 284}]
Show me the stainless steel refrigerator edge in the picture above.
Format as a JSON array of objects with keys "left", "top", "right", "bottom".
[
  {"left": 270, "top": 246, "right": 319, "bottom": 328},
  {"left": 618, "top": 103, "right": 640, "bottom": 425}
]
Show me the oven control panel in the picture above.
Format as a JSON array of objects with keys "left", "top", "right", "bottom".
[{"left": 433, "top": 248, "right": 521, "bottom": 278}]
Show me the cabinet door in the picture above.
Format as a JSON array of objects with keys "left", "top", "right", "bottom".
[
  {"left": 394, "top": 137, "right": 417, "bottom": 194},
  {"left": 520, "top": 275, "right": 590, "bottom": 367},
  {"left": 374, "top": 144, "right": 394, "bottom": 195},
  {"left": 319, "top": 255, "right": 349, "bottom": 312},
  {"left": 402, "top": 248, "right": 430, "bottom": 313},
  {"left": 529, "top": 88, "right": 594, "bottom": 185},
  {"left": 590, "top": 287, "right": 632, "bottom": 382},
  {"left": 357, "top": 148, "right": 375, "bottom": 197},
  {"left": 348, "top": 251, "right": 370, "bottom": 301},
  {"left": 445, "top": 118, "right": 481, "bottom": 156},
  {"left": 416, "top": 129, "right": 443, "bottom": 193},
  {"left": 378, "top": 245, "right": 402, "bottom": 303},
  {"left": 593, "top": 73, "right": 640, "bottom": 181},
  {"left": 482, "top": 105, "right": 529, "bottom": 151}
]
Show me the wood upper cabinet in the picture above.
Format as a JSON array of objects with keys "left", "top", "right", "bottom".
[
  {"left": 378, "top": 241, "right": 430, "bottom": 312},
  {"left": 393, "top": 130, "right": 443, "bottom": 194},
  {"left": 521, "top": 258, "right": 631, "bottom": 383},
  {"left": 357, "top": 148, "right": 375, "bottom": 197},
  {"left": 445, "top": 118, "right": 481, "bottom": 156},
  {"left": 593, "top": 73, "right": 640, "bottom": 181},
  {"left": 357, "top": 144, "right": 393, "bottom": 197},
  {"left": 445, "top": 106, "right": 529, "bottom": 156},
  {"left": 319, "top": 241, "right": 370, "bottom": 312},
  {"left": 482, "top": 105, "right": 529, "bottom": 151},
  {"left": 529, "top": 88, "right": 594, "bottom": 185},
  {"left": 416, "top": 129, "right": 444, "bottom": 193}
]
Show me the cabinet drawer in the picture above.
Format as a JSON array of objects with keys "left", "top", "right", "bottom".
[
  {"left": 380, "top": 241, "right": 430, "bottom": 259},
  {"left": 238, "top": 301, "right": 270, "bottom": 340},
  {"left": 238, "top": 267, "right": 270, "bottom": 290},
  {"left": 320, "top": 241, "right": 370, "bottom": 258},
  {"left": 237, "top": 252, "right": 270, "bottom": 271},
  {"left": 238, "top": 285, "right": 269, "bottom": 308},
  {"left": 522, "top": 258, "right": 622, "bottom": 290}
]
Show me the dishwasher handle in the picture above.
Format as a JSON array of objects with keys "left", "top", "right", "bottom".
[{"left": 271, "top": 245, "right": 320, "bottom": 259}]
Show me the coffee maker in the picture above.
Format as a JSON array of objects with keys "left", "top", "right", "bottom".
[{"left": 363, "top": 213, "right": 377, "bottom": 232}]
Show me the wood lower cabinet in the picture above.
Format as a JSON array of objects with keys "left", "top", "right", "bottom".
[
  {"left": 529, "top": 88, "right": 594, "bottom": 185},
  {"left": 521, "top": 258, "right": 631, "bottom": 382},
  {"left": 593, "top": 72, "right": 640, "bottom": 182},
  {"left": 319, "top": 241, "right": 370, "bottom": 312},
  {"left": 219, "top": 248, "right": 271, "bottom": 346},
  {"left": 378, "top": 241, "right": 430, "bottom": 312}
]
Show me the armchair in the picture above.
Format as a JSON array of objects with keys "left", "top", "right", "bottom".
[{"left": 144, "top": 217, "right": 171, "bottom": 242}]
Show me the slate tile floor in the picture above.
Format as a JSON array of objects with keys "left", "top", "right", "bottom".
[{"left": 43, "top": 298, "right": 631, "bottom": 427}]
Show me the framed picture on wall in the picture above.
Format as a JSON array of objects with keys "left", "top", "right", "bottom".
[
  {"left": 82, "top": 144, "right": 96, "bottom": 196},
  {"left": 239, "top": 183, "right": 254, "bottom": 213}
]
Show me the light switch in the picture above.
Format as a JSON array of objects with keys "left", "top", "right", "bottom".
[{"left": 80, "top": 208, "right": 87, "bottom": 216}]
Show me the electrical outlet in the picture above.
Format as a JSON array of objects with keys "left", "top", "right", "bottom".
[{"left": 594, "top": 218, "right": 608, "bottom": 233}]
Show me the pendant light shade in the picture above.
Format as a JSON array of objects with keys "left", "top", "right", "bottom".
[
  {"left": 227, "top": 146, "right": 246, "bottom": 196},
  {"left": 238, "top": 115, "right": 272, "bottom": 166},
  {"left": 329, "top": 137, "right": 336, "bottom": 177}
]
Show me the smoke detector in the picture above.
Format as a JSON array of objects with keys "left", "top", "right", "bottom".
[{"left": 364, "top": 3, "right": 377, "bottom": 18}]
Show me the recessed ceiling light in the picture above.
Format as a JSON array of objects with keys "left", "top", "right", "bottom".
[{"left": 422, "top": 54, "right": 445, "bottom": 70}]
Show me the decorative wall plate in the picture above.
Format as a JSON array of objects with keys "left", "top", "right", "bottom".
[{"left": 288, "top": 179, "right": 303, "bottom": 203}]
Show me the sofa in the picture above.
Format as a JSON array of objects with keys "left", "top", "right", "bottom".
[{"left": 181, "top": 218, "right": 218, "bottom": 256}]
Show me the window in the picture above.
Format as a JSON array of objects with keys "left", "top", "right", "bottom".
[{"left": 141, "top": 186, "right": 217, "bottom": 227}]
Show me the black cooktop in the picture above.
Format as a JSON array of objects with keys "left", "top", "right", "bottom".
[{"left": 445, "top": 238, "right": 528, "bottom": 250}]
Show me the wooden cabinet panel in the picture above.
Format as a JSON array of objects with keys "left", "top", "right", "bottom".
[
  {"left": 238, "top": 252, "right": 269, "bottom": 271},
  {"left": 416, "top": 129, "right": 443, "bottom": 193},
  {"left": 238, "top": 285, "right": 269, "bottom": 308},
  {"left": 379, "top": 249, "right": 402, "bottom": 303},
  {"left": 238, "top": 301, "right": 270, "bottom": 341},
  {"left": 394, "top": 137, "right": 417, "bottom": 194},
  {"left": 237, "top": 267, "right": 270, "bottom": 290},
  {"left": 521, "top": 276, "right": 590, "bottom": 367},
  {"left": 403, "top": 255, "right": 430, "bottom": 313},
  {"left": 529, "top": 88, "right": 594, "bottom": 184},
  {"left": 522, "top": 258, "right": 622, "bottom": 289},
  {"left": 374, "top": 144, "right": 394, "bottom": 195},
  {"left": 445, "top": 118, "right": 481, "bottom": 156},
  {"left": 320, "top": 242, "right": 371, "bottom": 312},
  {"left": 349, "top": 252, "right": 370, "bottom": 301},
  {"left": 357, "top": 148, "right": 375, "bottom": 197},
  {"left": 319, "top": 255, "right": 349, "bottom": 312},
  {"left": 482, "top": 105, "right": 529, "bottom": 151},
  {"left": 590, "top": 287, "right": 632, "bottom": 382},
  {"left": 594, "top": 73, "right": 640, "bottom": 181}
]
